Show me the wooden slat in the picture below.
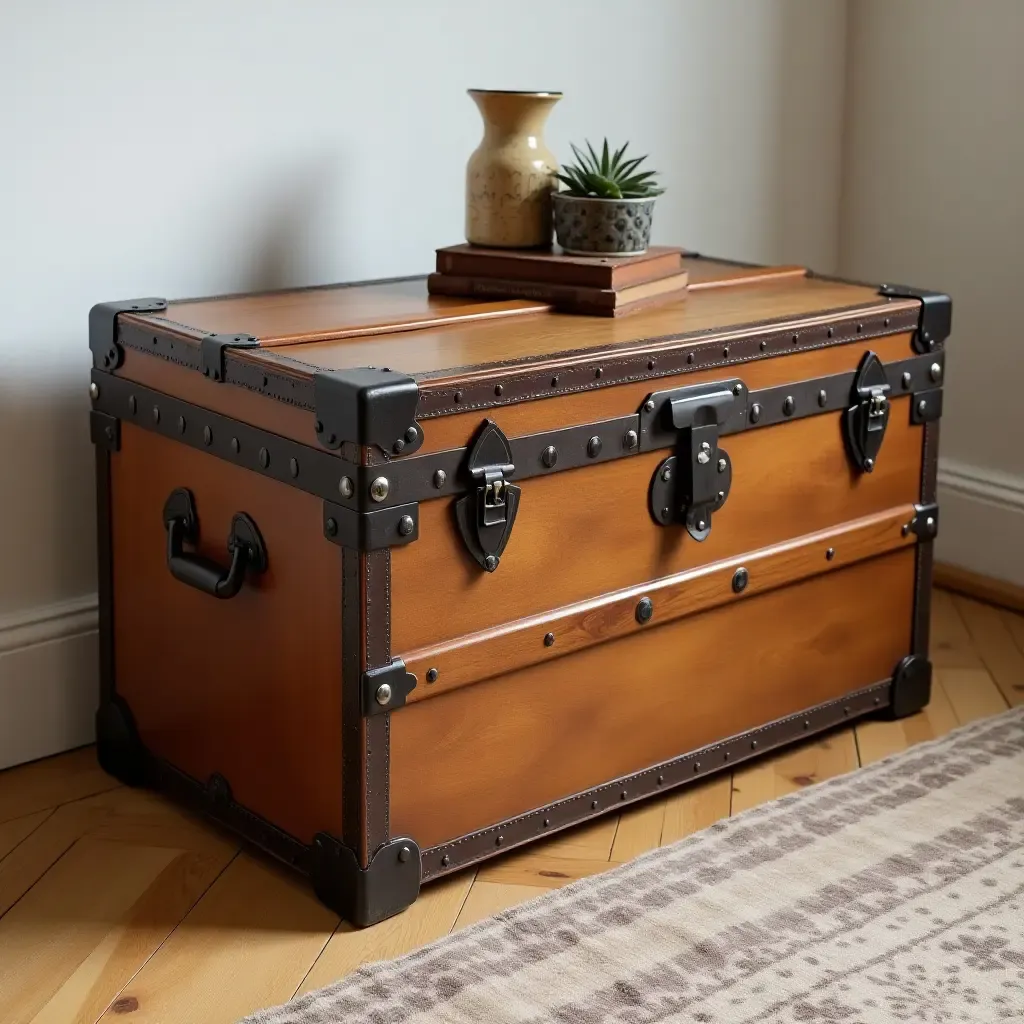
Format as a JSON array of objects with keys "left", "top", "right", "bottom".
[
  {"left": 1005, "top": 608, "right": 1024, "bottom": 657},
  {"left": 610, "top": 801, "right": 666, "bottom": 863},
  {"left": 298, "top": 872, "right": 475, "bottom": 996},
  {"left": 0, "top": 747, "right": 119, "bottom": 825},
  {"left": 953, "top": 596, "right": 1024, "bottom": 707},
  {"left": 855, "top": 674, "right": 960, "bottom": 765},
  {"left": 929, "top": 589, "right": 983, "bottom": 668},
  {"left": 97, "top": 854, "right": 337, "bottom": 1024},
  {"left": 528, "top": 817, "right": 619, "bottom": 861},
  {"left": 452, "top": 882, "right": 551, "bottom": 931},
  {"left": 938, "top": 667, "right": 1011, "bottom": 724},
  {"left": 660, "top": 776, "right": 732, "bottom": 847},
  {"left": 729, "top": 729, "right": 859, "bottom": 815},
  {"left": 0, "top": 809, "right": 50, "bottom": 863},
  {"left": 476, "top": 851, "right": 616, "bottom": 888}
]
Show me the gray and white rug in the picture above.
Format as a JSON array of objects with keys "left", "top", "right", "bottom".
[{"left": 246, "top": 708, "right": 1024, "bottom": 1023}]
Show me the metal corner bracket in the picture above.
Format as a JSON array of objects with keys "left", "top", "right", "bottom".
[
  {"left": 313, "top": 367, "right": 422, "bottom": 455},
  {"left": 89, "top": 298, "right": 168, "bottom": 370},
  {"left": 90, "top": 409, "right": 121, "bottom": 452},
  {"left": 905, "top": 502, "right": 939, "bottom": 540},
  {"left": 310, "top": 833, "right": 421, "bottom": 927},
  {"left": 885, "top": 654, "right": 933, "bottom": 720},
  {"left": 878, "top": 284, "right": 952, "bottom": 354},
  {"left": 362, "top": 658, "right": 417, "bottom": 716},
  {"left": 200, "top": 333, "right": 260, "bottom": 382}
]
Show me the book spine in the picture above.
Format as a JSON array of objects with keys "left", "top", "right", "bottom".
[
  {"left": 427, "top": 274, "right": 617, "bottom": 310},
  {"left": 436, "top": 255, "right": 610, "bottom": 289}
]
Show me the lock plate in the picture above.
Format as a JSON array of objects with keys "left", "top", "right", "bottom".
[{"left": 843, "top": 351, "right": 891, "bottom": 473}]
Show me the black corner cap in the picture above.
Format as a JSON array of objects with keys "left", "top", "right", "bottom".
[
  {"left": 95, "top": 696, "right": 149, "bottom": 786},
  {"left": 89, "top": 298, "right": 167, "bottom": 370},
  {"left": 90, "top": 409, "right": 121, "bottom": 452},
  {"left": 362, "top": 658, "right": 417, "bottom": 716},
  {"left": 310, "top": 834, "right": 421, "bottom": 926},
  {"left": 885, "top": 654, "right": 933, "bottom": 720},
  {"left": 878, "top": 285, "right": 952, "bottom": 354},
  {"left": 200, "top": 333, "right": 260, "bottom": 382},
  {"left": 313, "top": 368, "right": 422, "bottom": 455}
]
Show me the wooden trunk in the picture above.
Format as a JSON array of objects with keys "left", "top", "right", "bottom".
[{"left": 88, "top": 256, "right": 950, "bottom": 924}]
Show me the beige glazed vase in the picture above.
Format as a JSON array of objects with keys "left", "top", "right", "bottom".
[{"left": 465, "top": 89, "right": 561, "bottom": 248}]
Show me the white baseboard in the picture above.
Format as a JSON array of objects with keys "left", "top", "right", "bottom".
[
  {"left": 936, "top": 458, "right": 1024, "bottom": 588},
  {"left": 0, "top": 595, "right": 98, "bottom": 770}
]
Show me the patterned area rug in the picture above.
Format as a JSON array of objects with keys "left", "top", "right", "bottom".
[{"left": 246, "top": 708, "right": 1024, "bottom": 1023}]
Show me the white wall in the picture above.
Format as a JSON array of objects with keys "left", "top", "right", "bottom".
[
  {"left": 0, "top": 0, "right": 848, "bottom": 767},
  {"left": 839, "top": 0, "right": 1024, "bottom": 586}
]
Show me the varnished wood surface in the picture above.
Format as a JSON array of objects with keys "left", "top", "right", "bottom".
[
  {"left": 414, "top": 329, "right": 914, "bottom": 455},
  {"left": 391, "top": 400, "right": 924, "bottom": 651},
  {"left": 277, "top": 277, "right": 907, "bottom": 378},
  {"left": 401, "top": 505, "right": 917, "bottom": 700},
  {"left": 111, "top": 424, "right": 344, "bottom": 843},
  {"left": 390, "top": 548, "right": 916, "bottom": 849},
  {"left": 0, "top": 590, "right": 1018, "bottom": 1023}
]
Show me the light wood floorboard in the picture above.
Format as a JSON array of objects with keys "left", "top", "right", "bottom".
[{"left": 0, "top": 588, "right": 1016, "bottom": 1023}]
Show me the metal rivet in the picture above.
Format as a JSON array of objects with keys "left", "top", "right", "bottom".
[
  {"left": 648, "top": 359, "right": 655, "bottom": 370},
  {"left": 620, "top": 790, "right": 627, "bottom": 801},
  {"left": 643, "top": 399, "right": 655, "bottom": 413},
  {"left": 370, "top": 477, "right": 390, "bottom": 502},
  {"left": 591, "top": 800, "right": 599, "bottom": 810},
  {"left": 827, "top": 327, "right": 834, "bottom": 338},
  {"left": 542, "top": 445, "right": 558, "bottom": 468},
  {"left": 453, "top": 391, "right": 462, "bottom": 403},
  {"left": 873, "top": 697, "right": 881, "bottom": 706},
  {"left": 657, "top": 775, "right": 664, "bottom": 785},
  {"left": 315, "top": 420, "right": 323, "bottom": 434},
  {"left": 177, "top": 416, "right": 187, "bottom": 434},
  {"left": 843, "top": 706, "right": 851, "bottom": 716},
  {"left": 375, "top": 683, "right": 392, "bottom": 706},
  {"left": 432, "top": 469, "right": 447, "bottom": 489},
  {"left": 856, "top": 323, "right": 863, "bottom": 333},
  {"left": 902, "top": 523, "right": 911, "bottom": 537},
  {"left": 152, "top": 406, "right": 160, "bottom": 424},
  {"left": 258, "top": 447, "right": 270, "bottom": 468},
  {"left": 902, "top": 371, "right": 912, "bottom": 390},
  {"left": 864, "top": 456, "right": 875, "bottom": 471},
  {"left": 544, "top": 632, "right": 555, "bottom": 647},
  {"left": 660, "top": 507, "right": 670, "bottom": 520},
  {"left": 723, "top": 752, "right": 731, "bottom": 761},
  {"left": 495, "top": 835, "right": 504, "bottom": 846},
  {"left": 826, "top": 547, "right": 836, "bottom": 561},
  {"left": 717, "top": 490, "right": 726, "bottom": 501},
  {"left": 818, "top": 390, "right": 828, "bottom": 407},
  {"left": 926, "top": 516, "right": 935, "bottom": 531},
  {"left": 587, "top": 436, "right": 602, "bottom": 458},
  {"left": 718, "top": 458, "right": 727, "bottom": 473},
  {"left": 398, "top": 845, "right": 411, "bottom": 863},
  {"left": 551, "top": 376, "right": 559, "bottom": 387},
  {"left": 128, "top": 395, "right": 137, "bottom": 415},
  {"left": 803, "top": 720, "right": 811, "bottom": 730},
  {"left": 484, "top": 554, "right": 498, "bottom": 572},
  {"left": 750, "top": 403, "right": 761, "bottom": 424},
  {"left": 884, "top": 317, "right": 891, "bottom": 327},
  {"left": 398, "top": 515, "right": 415, "bottom": 536},
  {"left": 732, "top": 567, "right": 749, "bottom": 593},
  {"left": 701, "top": 441, "right": 712, "bottom": 452},
  {"left": 393, "top": 439, "right": 406, "bottom": 454},
  {"left": 760, "top": 339, "right": 768, "bottom": 351},
  {"left": 203, "top": 426, "right": 212, "bottom": 446},
  {"left": 635, "top": 596, "right": 653, "bottom": 624},
  {"left": 697, "top": 451, "right": 710, "bottom": 465},
  {"left": 543, "top": 817, "right": 551, "bottom": 827},
  {"left": 697, "top": 519, "right": 707, "bottom": 531},
  {"left": 783, "top": 396, "right": 795, "bottom": 416},
  {"left": 693, "top": 762, "right": 701, "bottom": 772},
  {"left": 104, "top": 425, "right": 114, "bottom": 441},
  {"left": 623, "top": 429, "right": 638, "bottom": 450},
  {"left": 751, "top": 740, "right": 758, "bottom": 750},
  {"left": 495, "top": 384, "right": 503, "bottom": 396},
  {"left": 426, "top": 668, "right": 438, "bottom": 683},
  {"left": 722, "top": 347, "right": 730, "bottom": 358},
  {"left": 230, "top": 436, "right": 240, "bottom": 453},
  {"left": 917, "top": 399, "right": 928, "bottom": 417},
  {"left": 325, "top": 518, "right": 338, "bottom": 537},
  {"left": 791, "top": 333, "right": 799, "bottom": 344},
  {"left": 89, "top": 382, "right": 99, "bottom": 400},
  {"left": 732, "top": 383, "right": 743, "bottom": 395},
  {"left": 405, "top": 426, "right": 418, "bottom": 444},
  {"left": 595, "top": 367, "right": 602, "bottom": 379},
  {"left": 687, "top": 352, "right": 695, "bottom": 364},
  {"left": 339, "top": 476, "right": 354, "bottom": 498},
  {"left": 661, "top": 465, "right": 672, "bottom": 482},
  {"left": 441, "top": 854, "right": 450, "bottom": 867}
]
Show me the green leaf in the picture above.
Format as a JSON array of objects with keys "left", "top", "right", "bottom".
[
  {"left": 585, "top": 139, "right": 601, "bottom": 174},
  {"left": 610, "top": 142, "right": 629, "bottom": 175},
  {"left": 601, "top": 138, "right": 610, "bottom": 176}
]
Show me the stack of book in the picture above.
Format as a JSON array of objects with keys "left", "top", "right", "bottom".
[{"left": 427, "top": 244, "right": 689, "bottom": 317}]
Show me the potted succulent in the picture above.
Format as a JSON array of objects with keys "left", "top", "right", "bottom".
[{"left": 552, "top": 140, "right": 664, "bottom": 256}]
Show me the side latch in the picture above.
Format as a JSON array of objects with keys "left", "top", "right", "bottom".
[
  {"left": 455, "top": 420, "right": 520, "bottom": 572},
  {"left": 646, "top": 382, "right": 736, "bottom": 541},
  {"left": 363, "top": 659, "right": 417, "bottom": 716},
  {"left": 844, "top": 351, "right": 890, "bottom": 473}
]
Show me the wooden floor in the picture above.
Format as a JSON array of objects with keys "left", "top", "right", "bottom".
[{"left": 1, "top": 589, "right": 1021, "bottom": 1023}]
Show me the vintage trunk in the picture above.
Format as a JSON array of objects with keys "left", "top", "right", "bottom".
[{"left": 88, "top": 256, "right": 951, "bottom": 924}]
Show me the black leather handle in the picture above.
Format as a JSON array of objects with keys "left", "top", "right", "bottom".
[{"left": 162, "top": 488, "right": 267, "bottom": 599}]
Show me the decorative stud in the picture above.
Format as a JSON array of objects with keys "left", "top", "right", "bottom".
[
  {"left": 818, "top": 390, "right": 828, "bottom": 407},
  {"left": 643, "top": 399, "right": 655, "bottom": 413},
  {"left": 339, "top": 476, "right": 354, "bottom": 498},
  {"left": 289, "top": 458, "right": 299, "bottom": 478},
  {"left": 441, "top": 854, "right": 450, "bottom": 867},
  {"left": 495, "top": 835, "right": 504, "bottom": 846},
  {"left": 178, "top": 416, "right": 187, "bottom": 435},
  {"left": 325, "top": 518, "right": 338, "bottom": 537},
  {"left": 760, "top": 339, "right": 768, "bottom": 351},
  {"left": 370, "top": 477, "right": 390, "bottom": 502},
  {"left": 432, "top": 469, "right": 447, "bottom": 489},
  {"left": 543, "top": 817, "right": 551, "bottom": 827},
  {"left": 917, "top": 398, "right": 928, "bottom": 418},
  {"left": 783, "top": 396, "right": 795, "bottom": 416},
  {"left": 426, "top": 668, "right": 438, "bottom": 683},
  {"left": 697, "top": 519, "right": 707, "bottom": 531},
  {"left": 89, "top": 382, "right": 100, "bottom": 400},
  {"left": 902, "top": 371, "right": 912, "bottom": 390},
  {"left": 375, "top": 683, "right": 392, "bottom": 706},
  {"left": 258, "top": 447, "right": 270, "bottom": 469},
  {"left": 623, "top": 430, "right": 639, "bottom": 451},
  {"left": 128, "top": 395, "right": 137, "bottom": 415},
  {"left": 398, "top": 845, "right": 411, "bottom": 863},
  {"left": 152, "top": 406, "right": 160, "bottom": 424},
  {"left": 929, "top": 362, "right": 942, "bottom": 382},
  {"left": 586, "top": 436, "right": 602, "bottom": 458},
  {"left": 732, "top": 567, "right": 749, "bottom": 593},
  {"left": 733, "top": 383, "right": 743, "bottom": 395},
  {"left": 543, "top": 632, "right": 555, "bottom": 647},
  {"left": 398, "top": 515, "right": 415, "bottom": 536},
  {"left": 826, "top": 547, "right": 836, "bottom": 561},
  {"left": 230, "top": 437, "right": 240, "bottom": 453},
  {"left": 750, "top": 403, "right": 762, "bottom": 424},
  {"left": 495, "top": 384, "right": 503, "bottom": 396},
  {"left": 635, "top": 597, "right": 654, "bottom": 624},
  {"left": 203, "top": 426, "right": 213, "bottom": 446},
  {"left": 591, "top": 800, "right": 599, "bottom": 810},
  {"left": 661, "top": 466, "right": 672, "bottom": 482},
  {"left": 718, "top": 458, "right": 727, "bottom": 473},
  {"left": 542, "top": 445, "right": 558, "bottom": 468}
]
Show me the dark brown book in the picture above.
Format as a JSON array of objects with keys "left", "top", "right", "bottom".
[
  {"left": 426, "top": 270, "right": 689, "bottom": 317},
  {"left": 435, "top": 244, "right": 684, "bottom": 291}
]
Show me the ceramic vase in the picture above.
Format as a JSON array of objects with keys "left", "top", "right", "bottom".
[
  {"left": 465, "top": 89, "right": 561, "bottom": 248},
  {"left": 551, "top": 194, "right": 657, "bottom": 256}
]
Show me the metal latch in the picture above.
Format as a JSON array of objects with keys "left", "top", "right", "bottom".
[
  {"left": 642, "top": 381, "right": 739, "bottom": 541},
  {"left": 844, "top": 351, "right": 891, "bottom": 473},
  {"left": 455, "top": 420, "right": 521, "bottom": 572}
]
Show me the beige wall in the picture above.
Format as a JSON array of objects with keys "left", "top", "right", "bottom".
[
  {"left": 0, "top": 0, "right": 849, "bottom": 766},
  {"left": 840, "top": 0, "right": 1024, "bottom": 585}
]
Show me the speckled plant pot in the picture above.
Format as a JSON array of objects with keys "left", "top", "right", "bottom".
[{"left": 552, "top": 193, "right": 656, "bottom": 256}]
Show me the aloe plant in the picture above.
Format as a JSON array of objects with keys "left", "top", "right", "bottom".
[{"left": 554, "top": 139, "right": 664, "bottom": 199}]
